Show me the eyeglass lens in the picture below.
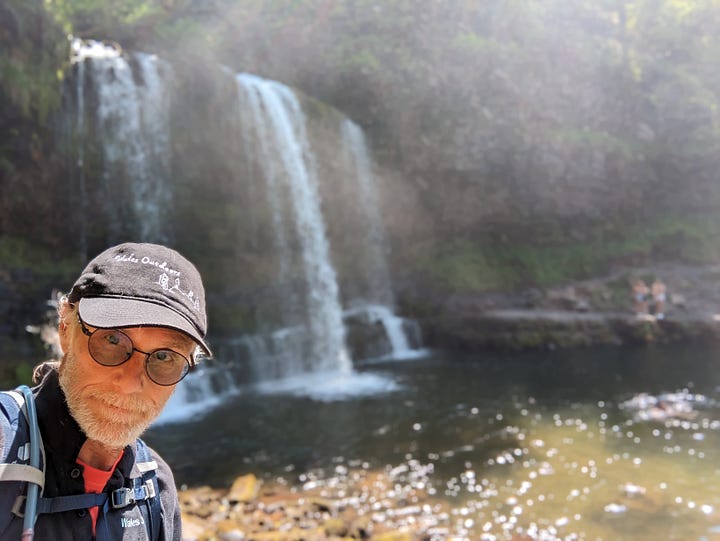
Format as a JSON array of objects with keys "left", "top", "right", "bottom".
[{"left": 88, "top": 328, "right": 190, "bottom": 385}]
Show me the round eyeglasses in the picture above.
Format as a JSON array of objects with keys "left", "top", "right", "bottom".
[{"left": 77, "top": 314, "right": 193, "bottom": 386}]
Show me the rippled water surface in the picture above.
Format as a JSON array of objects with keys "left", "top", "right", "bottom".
[{"left": 146, "top": 342, "right": 720, "bottom": 540}]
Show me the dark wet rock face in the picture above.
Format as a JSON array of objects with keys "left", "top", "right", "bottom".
[{"left": 416, "top": 263, "right": 720, "bottom": 352}]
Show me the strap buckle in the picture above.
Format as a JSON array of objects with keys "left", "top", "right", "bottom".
[
  {"left": 111, "top": 482, "right": 154, "bottom": 509},
  {"left": 111, "top": 488, "right": 136, "bottom": 509},
  {"left": 11, "top": 495, "right": 26, "bottom": 517}
]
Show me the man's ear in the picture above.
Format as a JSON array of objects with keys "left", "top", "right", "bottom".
[
  {"left": 58, "top": 317, "right": 70, "bottom": 352},
  {"left": 57, "top": 297, "right": 72, "bottom": 353}
]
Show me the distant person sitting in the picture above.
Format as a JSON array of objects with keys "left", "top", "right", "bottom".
[
  {"left": 632, "top": 279, "right": 650, "bottom": 316},
  {"left": 651, "top": 278, "right": 667, "bottom": 319}
]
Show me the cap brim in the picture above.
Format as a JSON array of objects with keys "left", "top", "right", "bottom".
[{"left": 78, "top": 297, "right": 212, "bottom": 357}]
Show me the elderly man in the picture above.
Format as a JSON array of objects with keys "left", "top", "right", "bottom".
[{"left": 0, "top": 242, "right": 211, "bottom": 540}]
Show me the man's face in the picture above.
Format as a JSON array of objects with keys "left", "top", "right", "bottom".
[{"left": 59, "top": 323, "right": 194, "bottom": 449}]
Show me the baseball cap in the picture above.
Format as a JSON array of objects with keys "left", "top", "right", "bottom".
[{"left": 67, "top": 242, "right": 211, "bottom": 356}]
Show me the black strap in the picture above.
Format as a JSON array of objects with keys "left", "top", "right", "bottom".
[
  {"left": 14, "top": 483, "right": 156, "bottom": 517},
  {"left": 37, "top": 493, "right": 108, "bottom": 514}
]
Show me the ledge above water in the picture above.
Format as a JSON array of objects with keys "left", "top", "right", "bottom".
[
  {"left": 409, "top": 263, "right": 720, "bottom": 352},
  {"left": 424, "top": 308, "right": 720, "bottom": 351}
]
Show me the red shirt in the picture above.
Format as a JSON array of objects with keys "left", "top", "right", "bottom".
[{"left": 77, "top": 453, "right": 123, "bottom": 536}]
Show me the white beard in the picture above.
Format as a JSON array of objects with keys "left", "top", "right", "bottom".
[{"left": 58, "top": 352, "right": 165, "bottom": 448}]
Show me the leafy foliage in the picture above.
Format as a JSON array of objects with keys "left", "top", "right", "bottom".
[
  {"left": 0, "top": 0, "right": 68, "bottom": 122},
  {"left": 3, "top": 0, "right": 720, "bottom": 324},
  {"left": 6, "top": 0, "right": 720, "bottom": 182},
  {"left": 424, "top": 211, "right": 720, "bottom": 293}
]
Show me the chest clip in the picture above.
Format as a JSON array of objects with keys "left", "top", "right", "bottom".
[{"left": 111, "top": 481, "right": 155, "bottom": 509}]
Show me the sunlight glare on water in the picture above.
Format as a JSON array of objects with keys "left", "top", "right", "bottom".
[
  {"left": 440, "top": 396, "right": 720, "bottom": 540},
  {"left": 146, "top": 343, "right": 720, "bottom": 541}
]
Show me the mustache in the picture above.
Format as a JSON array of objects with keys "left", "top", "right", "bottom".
[{"left": 83, "top": 388, "right": 156, "bottom": 415}]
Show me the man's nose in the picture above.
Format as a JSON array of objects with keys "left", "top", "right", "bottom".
[{"left": 112, "top": 352, "right": 147, "bottom": 392}]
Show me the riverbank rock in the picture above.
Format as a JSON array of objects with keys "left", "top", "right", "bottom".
[
  {"left": 415, "top": 263, "right": 720, "bottom": 351},
  {"left": 427, "top": 308, "right": 720, "bottom": 351},
  {"left": 228, "top": 474, "right": 261, "bottom": 503},
  {"left": 179, "top": 467, "right": 455, "bottom": 541}
]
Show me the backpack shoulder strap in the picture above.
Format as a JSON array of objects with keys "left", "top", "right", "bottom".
[
  {"left": 4, "top": 390, "right": 24, "bottom": 409},
  {"left": 0, "top": 464, "right": 44, "bottom": 487},
  {"left": 0, "top": 391, "right": 45, "bottom": 491},
  {"left": 132, "top": 439, "right": 162, "bottom": 541}
]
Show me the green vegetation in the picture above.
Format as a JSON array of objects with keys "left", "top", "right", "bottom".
[
  {"left": 0, "top": 236, "right": 77, "bottom": 287},
  {"left": 425, "top": 213, "right": 720, "bottom": 293},
  {"left": 209, "top": 305, "right": 258, "bottom": 336},
  {"left": 13, "top": 362, "right": 34, "bottom": 387},
  {"left": 0, "top": 235, "right": 76, "bottom": 388},
  {"left": 3, "top": 0, "right": 720, "bottom": 342},
  {"left": 0, "top": 0, "right": 68, "bottom": 123},
  {"left": 0, "top": 361, "right": 34, "bottom": 390}
]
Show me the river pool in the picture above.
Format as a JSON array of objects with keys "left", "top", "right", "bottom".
[{"left": 145, "top": 342, "right": 720, "bottom": 540}]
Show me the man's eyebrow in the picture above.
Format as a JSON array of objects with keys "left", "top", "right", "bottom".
[
  {"left": 159, "top": 336, "right": 193, "bottom": 351},
  {"left": 139, "top": 328, "right": 193, "bottom": 352},
  {"left": 166, "top": 336, "right": 196, "bottom": 353}
]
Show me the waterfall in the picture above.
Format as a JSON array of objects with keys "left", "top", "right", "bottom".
[
  {"left": 73, "top": 49, "right": 88, "bottom": 262},
  {"left": 340, "top": 119, "right": 395, "bottom": 307},
  {"left": 235, "top": 73, "right": 351, "bottom": 377},
  {"left": 154, "top": 75, "right": 427, "bottom": 422},
  {"left": 62, "top": 47, "right": 427, "bottom": 421},
  {"left": 71, "top": 39, "right": 173, "bottom": 243},
  {"left": 339, "top": 120, "right": 426, "bottom": 361}
]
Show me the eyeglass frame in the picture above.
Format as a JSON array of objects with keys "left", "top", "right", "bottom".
[{"left": 76, "top": 313, "right": 195, "bottom": 386}]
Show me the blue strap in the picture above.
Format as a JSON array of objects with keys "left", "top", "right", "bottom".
[
  {"left": 27, "top": 484, "right": 153, "bottom": 515},
  {"left": 36, "top": 493, "right": 108, "bottom": 514},
  {"left": 94, "top": 496, "right": 113, "bottom": 541},
  {"left": 133, "top": 440, "right": 161, "bottom": 541}
]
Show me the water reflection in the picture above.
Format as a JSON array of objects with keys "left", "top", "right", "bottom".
[
  {"left": 446, "top": 399, "right": 720, "bottom": 540},
  {"left": 146, "top": 342, "right": 720, "bottom": 540}
]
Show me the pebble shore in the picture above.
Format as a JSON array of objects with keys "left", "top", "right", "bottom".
[{"left": 178, "top": 464, "right": 483, "bottom": 541}]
